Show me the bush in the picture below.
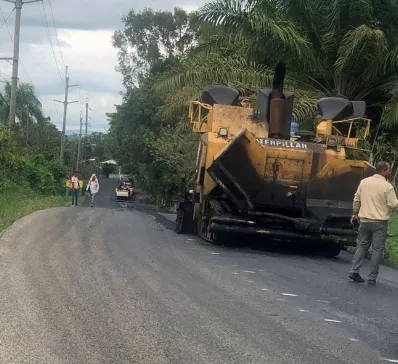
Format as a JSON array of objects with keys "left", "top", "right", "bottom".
[
  {"left": 385, "top": 215, "right": 398, "bottom": 269},
  {"left": 26, "top": 163, "right": 56, "bottom": 194},
  {"left": 0, "top": 129, "right": 67, "bottom": 196}
]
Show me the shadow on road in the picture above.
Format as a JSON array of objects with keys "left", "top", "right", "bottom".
[
  {"left": 89, "top": 179, "right": 351, "bottom": 261},
  {"left": 132, "top": 205, "right": 350, "bottom": 261}
]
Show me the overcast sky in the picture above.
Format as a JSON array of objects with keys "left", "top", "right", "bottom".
[{"left": 0, "top": 0, "right": 205, "bottom": 133}]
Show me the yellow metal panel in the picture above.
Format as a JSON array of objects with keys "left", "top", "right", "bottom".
[
  {"left": 209, "top": 104, "right": 269, "bottom": 140},
  {"left": 317, "top": 159, "right": 372, "bottom": 179}
]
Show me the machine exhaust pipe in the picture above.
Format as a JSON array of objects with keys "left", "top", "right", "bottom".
[{"left": 269, "top": 62, "right": 286, "bottom": 139}]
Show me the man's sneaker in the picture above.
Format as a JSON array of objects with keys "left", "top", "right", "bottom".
[
  {"left": 349, "top": 272, "right": 365, "bottom": 283},
  {"left": 367, "top": 279, "right": 376, "bottom": 285}
]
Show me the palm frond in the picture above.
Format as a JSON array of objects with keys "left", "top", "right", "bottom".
[
  {"left": 156, "top": 53, "right": 276, "bottom": 93},
  {"left": 381, "top": 82, "right": 398, "bottom": 129},
  {"left": 196, "top": 0, "right": 316, "bottom": 68},
  {"left": 328, "top": 0, "right": 373, "bottom": 36},
  {"left": 336, "top": 25, "right": 386, "bottom": 74},
  {"left": 197, "top": 0, "right": 258, "bottom": 27}
]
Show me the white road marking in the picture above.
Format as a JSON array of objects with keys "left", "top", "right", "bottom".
[
  {"left": 233, "top": 272, "right": 239, "bottom": 275},
  {"left": 259, "top": 269, "right": 266, "bottom": 272},
  {"left": 261, "top": 288, "right": 269, "bottom": 291},
  {"left": 324, "top": 319, "right": 342, "bottom": 323},
  {"left": 317, "top": 300, "right": 330, "bottom": 303},
  {"left": 299, "top": 309, "right": 309, "bottom": 312},
  {"left": 187, "top": 238, "right": 195, "bottom": 241},
  {"left": 349, "top": 338, "right": 359, "bottom": 342},
  {"left": 281, "top": 293, "right": 298, "bottom": 297},
  {"left": 380, "top": 359, "right": 398, "bottom": 363},
  {"left": 210, "top": 252, "right": 220, "bottom": 255},
  {"left": 244, "top": 270, "right": 256, "bottom": 274},
  {"left": 246, "top": 280, "right": 254, "bottom": 283},
  {"left": 277, "top": 299, "right": 288, "bottom": 302}
]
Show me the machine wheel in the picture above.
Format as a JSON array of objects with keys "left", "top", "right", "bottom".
[
  {"left": 324, "top": 243, "right": 342, "bottom": 258},
  {"left": 211, "top": 232, "right": 223, "bottom": 246},
  {"left": 175, "top": 203, "right": 194, "bottom": 234}
]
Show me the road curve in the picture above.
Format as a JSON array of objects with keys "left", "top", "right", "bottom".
[{"left": 0, "top": 180, "right": 397, "bottom": 363}]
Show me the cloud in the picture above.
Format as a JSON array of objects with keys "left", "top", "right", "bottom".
[{"left": 0, "top": 0, "right": 207, "bottom": 133}]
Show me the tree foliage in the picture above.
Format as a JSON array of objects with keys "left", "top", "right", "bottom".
[
  {"left": 0, "top": 83, "right": 68, "bottom": 194},
  {"left": 113, "top": 7, "right": 199, "bottom": 87},
  {"left": 158, "top": 0, "right": 398, "bottom": 130},
  {"left": 107, "top": 8, "right": 199, "bottom": 203},
  {"left": 108, "top": 1, "right": 398, "bottom": 202}
]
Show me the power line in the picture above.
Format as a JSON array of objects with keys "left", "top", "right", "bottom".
[
  {"left": 38, "top": 0, "right": 64, "bottom": 85},
  {"left": 1, "top": 0, "right": 42, "bottom": 128},
  {"left": 55, "top": 65, "right": 78, "bottom": 163},
  {"left": 0, "top": 4, "right": 38, "bottom": 91},
  {"left": 75, "top": 82, "right": 82, "bottom": 113},
  {"left": 0, "top": 6, "right": 14, "bottom": 29},
  {"left": 0, "top": 5, "right": 14, "bottom": 42},
  {"left": 47, "top": 0, "right": 65, "bottom": 69},
  {"left": 0, "top": 69, "right": 11, "bottom": 79}
]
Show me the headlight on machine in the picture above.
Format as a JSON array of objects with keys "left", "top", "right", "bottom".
[
  {"left": 326, "top": 137, "right": 338, "bottom": 148},
  {"left": 218, "top": 127, "right": 228, "bottom": 137}
]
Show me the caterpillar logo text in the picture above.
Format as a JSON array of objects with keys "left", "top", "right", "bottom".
[{"left": 256, "top": 138, "right": 308, "bottom": 149}]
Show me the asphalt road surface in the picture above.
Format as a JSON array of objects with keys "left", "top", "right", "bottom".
[{"left": 0, "top": 178, "right": 397, "bottom": 363}]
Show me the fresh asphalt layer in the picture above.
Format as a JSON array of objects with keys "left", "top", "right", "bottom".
[{"left": 0, "top": 178, "right": 396, "bottom": 363}]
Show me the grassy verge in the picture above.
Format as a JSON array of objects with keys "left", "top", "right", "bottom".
[
  {"left": 385, "top": 214, "right": 398, "bottom": 269},
  {"left": 0, "top": 188, "right": 71, "bottom": 232},
  {"left": 348, "top": 215, "right": 398, "bottom": 270}
]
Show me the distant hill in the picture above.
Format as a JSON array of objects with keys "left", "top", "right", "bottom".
[
  {"left": 66, "top": 134, "right": 79, "bottom": 141},
  {"left": 65, "top": 130, "right": 83, "bottom": 136}
]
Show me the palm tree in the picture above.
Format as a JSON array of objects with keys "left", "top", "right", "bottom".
[
  {"left": 0, "top": 82, "right": 45, "bottom": 139},
  {"left": 158, "top": 0, "right": 398, "bottom": 128}
]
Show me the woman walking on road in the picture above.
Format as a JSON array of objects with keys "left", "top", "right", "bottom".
[{"left": 86, "top": 174, "right": 99, "bottom": 207}]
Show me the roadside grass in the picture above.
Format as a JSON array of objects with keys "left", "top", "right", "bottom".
[
  {"left": 0, "top": 188, "right": 70, "bottom": 232},
  {"left": 385, "top": 214, "right": 398, "bottom": 269}
]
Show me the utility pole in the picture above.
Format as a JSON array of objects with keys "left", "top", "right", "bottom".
[
  {"left": 85, "top": 99, "right": 89, "bottom": 139},
  {"left": 83, "top": 99, "right": 91, "bottom": 160},
  {"left": 54, "top": 66, "right": 78, "bottom": 164},
  {"left": 1, "top": 0, "right": 41, "bottom": 129},
  {"left": 76, "top": 111, "right": 82, "bottom": 171},
  {"left": 25, "top": 105, "right": 29, "bottom": 145}
]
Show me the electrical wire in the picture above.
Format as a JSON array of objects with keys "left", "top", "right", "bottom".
[
  {"left": 39, "top": 0, "right": 64, "bottom": 85},
  {"left": 0, "top": 6, "right": 14, "bottom": 30},
  {"left": 0, "top": 4, "right": 42, "bottom": 100},
  {"left": 47, "top": 0, "right": 65, "bottom": 69},
  {"left": 0, "top": 6, "right": 13, "bottom": 43}
]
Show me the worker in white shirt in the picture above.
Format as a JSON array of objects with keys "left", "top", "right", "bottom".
[
  {"left": 349, "top": 161, "right": 398, "bottom": 285},
  {"left": 86, "top": 174, "right": 99, "bottom": 207},
  {"left": 70, "top": 171, "right": 79, "bottom": 207}
]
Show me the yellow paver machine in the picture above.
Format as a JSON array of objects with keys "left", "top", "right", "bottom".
[{"left": 176, "top": 63, "right": 375, "bottom": 256}]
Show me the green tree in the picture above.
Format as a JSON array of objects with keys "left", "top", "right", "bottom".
[
  {"left": 0, "top": 82, "right": 68, "bottom": 194},
  {"left": 113, "top": 7, "right": 198, "bottom": 87},
  {"left": 158, "top": 0, "right": 398, "bottom": 128},
  {"left": 108, "top": 7, "right": 200, "bottom": 202}
]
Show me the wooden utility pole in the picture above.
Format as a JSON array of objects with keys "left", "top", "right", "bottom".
[
  {"left": 25, "top": 105, "right": 29, "bottom": 145},
  {"left": 76, "top": 112, "right": 82, "bottom": 171},
  {"left": 83, "top": 99, "right": 91, "bottom": 160},
  {"left": 54, "top": 66, "right": 78, "bottom": 164},
  {"left": 85, "top": 99, "right": 89, "bottom": 139},
  {"left": 1, "top": 0, "right": 41, "bottom": 129}
]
